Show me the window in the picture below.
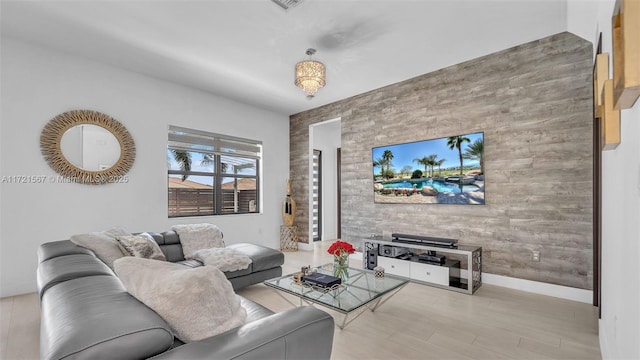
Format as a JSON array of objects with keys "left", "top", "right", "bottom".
[{"left": 167, "top": 125, "right": 261, "bottom": 217}]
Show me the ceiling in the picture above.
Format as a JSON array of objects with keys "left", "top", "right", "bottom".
[{"left": 1, "top": 0, "right": 568, "bottom": 115}]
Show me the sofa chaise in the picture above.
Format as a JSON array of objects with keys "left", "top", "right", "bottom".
[{"left": 37, "top": 232, "right": 335, "bottom": 360}]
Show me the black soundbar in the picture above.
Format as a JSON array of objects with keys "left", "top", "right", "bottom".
[{"left": 391, "top": 233, "right": 458, "bottom": 248}]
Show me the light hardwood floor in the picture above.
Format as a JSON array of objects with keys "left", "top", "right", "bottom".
[{"left": 1, "top": 241, "right": 601, "bottom": 360}]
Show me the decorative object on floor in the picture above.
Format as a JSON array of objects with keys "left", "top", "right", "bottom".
[
  {"left": 280, "top": 225, "right": 299, "bottom": 251},
  {"left": 114, "top": 256, "right": 247, "bottom": 342},
  {"left": 282, "top": 179, "right": 296, "bottom": 226},
  {"left": 374, "top": 266, "right": 385, "bottom": 278},
  {"left": 295, "top": 48, "right": 326, "bottom": 98},
  {"left": 327, "top": 240, "right": 356, "bottom": 283},
  {"left": 40, "top": 109, "right": 136, "bottom": 185},
  {"left": 611, "top": 0, "right": 640, "bottom": 110},
  {"left": 280, "top": 179, "right": 298, "bottom": 251}
]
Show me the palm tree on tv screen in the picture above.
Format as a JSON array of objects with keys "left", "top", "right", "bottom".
[
  {"left": 413, "top": 156, "right": 430, "bottom": 177},
  {"left": 427, "top": 154, "right": 438, "bottom": 177},
  {"left": 463, "top": 138, "right": 484, "bottom": 174},
  {"left": 382, "top": 150, "right": 394, "bottom": 179},
  {"left": 372, "top": 157, "right": 385, "bottom": 178},
  {"left": 435, "top": 158, "right": 446, "bottom": 176},
  {"left": 446, "top": 135, "right": 471, "bottom": 175},
  {"left": 414, "top": 154, "right": 439, "bottom": 177}
]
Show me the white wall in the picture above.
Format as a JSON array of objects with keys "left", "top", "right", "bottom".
[
  {"left": 311, "top": 119, "right": 341, "bottom": 241},
  {"left": 0, "top": 38, "right": 290, "bottom": 297},
  {"left": 600, "top": 104, "right": 640, "bottom": 360},
  {"left": 568, "top": 1, "right": 640, "bottom": 358}
]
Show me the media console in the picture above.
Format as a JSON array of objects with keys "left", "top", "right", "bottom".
[{"left": 362, "top": 235, "right": 482, "bottom": 295}]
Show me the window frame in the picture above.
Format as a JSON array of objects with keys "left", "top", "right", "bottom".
[{"left": 167, "top": 125, "right": 261, "bottom": 217}]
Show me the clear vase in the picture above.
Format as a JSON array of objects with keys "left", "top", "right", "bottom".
[{"left": 333, "top": 254, "right": 349, "bottom": 283}]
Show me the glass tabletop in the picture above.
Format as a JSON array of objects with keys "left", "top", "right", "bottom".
[{"left": 264, "top": 264, "right": 408, "bottom": 313}]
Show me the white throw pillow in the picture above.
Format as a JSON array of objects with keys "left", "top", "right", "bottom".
[
  {"left": 171, "top": 223, "right": 224, "bottom": 259},
  {"left": 114, "top": 257, "right": 247, "bottom": 342},
  {"left": 70, "top": 228, "right": 130, "bottom": 268},
  {"left": 116, "top": 233, "right": 166, "bottom": 261},
  {"left": 191, "top": 248, "right": 252, "bottom": 272}
]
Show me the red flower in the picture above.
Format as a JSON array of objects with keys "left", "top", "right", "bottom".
[{"left": 327, "top": 240, "right": 356, "bottom": 256}]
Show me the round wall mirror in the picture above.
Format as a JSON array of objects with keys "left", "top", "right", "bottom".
[
  {"left": 40, "top": 110, "right": 136, "bottom": 184},
  {"left": 60, "top": 124, "right": 122, "bottom": 171}
]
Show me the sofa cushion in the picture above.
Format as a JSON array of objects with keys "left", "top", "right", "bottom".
[
  {"left": 227, "top": 243, "right": 284, "bottom": 272},
  {"left": 117, "top": 233, "right": 166, "bottom": 261},
  {"left": 147, "top": 231, "right": 185, "bottom": 262},
  {"left": 114, "top": 257, "right": 247, "bottom": 342},
  {"left": 40, "top": 275, "right": 173, "bottom": 360},
  {"left": 38, "top": 240, "right": 93, "bottom": 263},
  {"left": 37, "top": 254, "right": 114, "bottom": 299},
  {"left": 240, "top": 297, "right": 274, "bottom": 323}
]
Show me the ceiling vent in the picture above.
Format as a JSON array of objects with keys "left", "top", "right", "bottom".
[{"left": 271, "top": 0, "right": 305, "bottom": 10}]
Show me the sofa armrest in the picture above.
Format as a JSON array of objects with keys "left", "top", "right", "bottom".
[{"left": 152, "top": 306, "right": 334, "bottom": 360}]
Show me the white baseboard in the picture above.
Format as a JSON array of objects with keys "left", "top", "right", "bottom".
[
  {"left": 292, "top": 248, "right": 592, "bottom": 304},
  {"left": 482, "top": 273, "right": 593, "bottom": 304},
  {"left": 598, "top": 321, "right": 611, "bottom": 359},
  {"left": 297, "top": 242, "right": 314, "bottom": 251}
]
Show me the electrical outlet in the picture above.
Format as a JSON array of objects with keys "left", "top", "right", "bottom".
[{"left": 532, "top": 251, "right": 541, "bottom": 262}]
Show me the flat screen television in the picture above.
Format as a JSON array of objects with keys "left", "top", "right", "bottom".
[{"left": 372, "top": 132, "right": 484, "bottom": 205}]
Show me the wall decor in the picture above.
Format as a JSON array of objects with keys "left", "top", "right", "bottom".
[
  {"left": 601, "top": 79, "right": 621, "bottom": 150},
  {"left": 593, "top": 53, "right": 621, "bottom": 150},
  {"left": 282, "top": 178, "right": 296, "bottom": 225},
  {"left": 40, "top": 109, "right": 136, "bottom": 184},
  {"left": 612, "top": 0, "right": 640, "bottom": 109},
  {"left": 593, "top": 53, "right": 609, "bottom": 119}
]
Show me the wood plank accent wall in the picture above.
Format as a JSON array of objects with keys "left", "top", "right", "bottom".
[{"left": 290, "top": 32, "right": 594, "bottom": 289}]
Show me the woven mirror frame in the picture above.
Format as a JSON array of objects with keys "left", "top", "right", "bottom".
[{"left": 40, "top": 110, "right": 136, "bottom": 185}]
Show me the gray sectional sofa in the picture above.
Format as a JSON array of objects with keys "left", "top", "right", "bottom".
[
  {"left": 145, "top": 231, "right": 285, "bottom": 290},
  {"left": 37, "top": 232, "right": 335, "bottom": 360}
]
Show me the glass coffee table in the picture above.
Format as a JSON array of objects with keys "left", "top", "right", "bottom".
[{"left": 264, "top": 264, "right": 408, "bottom": 329}]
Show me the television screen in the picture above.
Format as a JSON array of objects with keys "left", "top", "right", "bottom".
[{"left": 372, "top": 132, "right": 484, "bottom": 205}]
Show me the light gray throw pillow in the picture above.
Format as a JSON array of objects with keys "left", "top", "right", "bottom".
[
  {"left": 114, "top": 257, "right": 247, "bottom": 342},
  {"left": 191, "top": 248, "right": 252, "bottom": 272},
  {"left": 116, "top": 233, "right": 166, "bottom": 261},
  {"left": 70, "top": 228, "right": 130, "bottom": 268},
  {"left": 171, "top": 223, "right": 224, "bottom": 259}
]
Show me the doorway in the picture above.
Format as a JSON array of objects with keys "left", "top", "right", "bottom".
[{"left": 309, "top": 118, "right": 342, "bottom": 244}]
